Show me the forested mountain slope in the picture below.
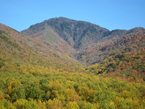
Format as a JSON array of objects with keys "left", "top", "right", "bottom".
[
  {"left": 0, "top": 23, "right": 82, "bottom": 71},
  {"left": 22, "top": 17, "right": 145, "bottom": 50},
  {"left": 77, "top": 30, "right": 145, "bottom": 65},
  {"left": 21, "top": 17, "right": 145, "bottom": 65},
  {"left": 21, "top": 17, "right": 109, "bottom": 50},
  {"left": 0, "top": 20, "right": 145, "bottom": 109}
]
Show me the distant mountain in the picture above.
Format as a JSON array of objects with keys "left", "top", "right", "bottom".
[{"left": 21, "top": 17, "right": 145, "bottom": 65}]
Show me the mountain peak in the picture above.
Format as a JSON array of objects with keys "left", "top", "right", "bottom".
[
  {"left": 21, "top": 17, "right": 145, "bottom": 51},
  {"left": 22, "top": 17, "right": 109, "bottom": 49}
]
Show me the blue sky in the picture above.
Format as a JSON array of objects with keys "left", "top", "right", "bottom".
[{"left": 0, "top": 0, "right": 145, "bottom": 31}]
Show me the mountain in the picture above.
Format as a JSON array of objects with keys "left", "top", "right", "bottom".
[
  {"left": 21, "top": 17, "right": 145, "bottom": 65},
  {"left": 22, "top": 17, "right": 109, "bottom": 50},
  {"left": 0, "top": 20, "right": 145, "bottom": 109}
]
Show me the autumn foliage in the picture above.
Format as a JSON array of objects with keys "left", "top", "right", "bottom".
[{"left": 0, "top": 24, "right": 145, "bottom": 108}]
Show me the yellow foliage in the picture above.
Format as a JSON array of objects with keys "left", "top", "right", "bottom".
[
  {"left": 37, "top": 100, "right": 47, "bottom": 109},
  {"left": 47, "top": 98, "right": 63, "bottom": 109},
  {"left": 66, "top": 89, "right": 82, "bottom": 102},
  {"left": 51, "top": 90, "right": 59, "bottom": 95},
  {"left": 9, "top": 78, "right": 21, "bottom": 88},
  {"left": 13, "top": 99, "right": 26, "bottom": 108},
  {"left": 64, "top": 101, "right": 79, "bottom": 109},
  {"left": 92, "top": 103, "right": 100, "bottom": 109},
  {"left": 121, "top": 90, "right": 131, "bottom": 99},
  {"left": 7, "top": 86, "right": 12, "bottom": 94}
]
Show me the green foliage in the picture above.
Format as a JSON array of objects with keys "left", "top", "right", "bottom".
[
  {"left": 25, "top": 83, "right": 44, "bottom": 100},
  {"left": 23, "top": 99, "right": 39, "bottom": 109},
  {"left": 10, "top": 86, "right": 25, "bottom": 102},
  {"left": 0, "top": 99, "right": 15, "bottom": 109}
]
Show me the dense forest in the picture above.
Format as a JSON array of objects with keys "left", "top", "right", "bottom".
[
  {"left": 0, "top": 19, "right": 145, "bottom": 109},
  {"left": 0, "top": 61, "right": 145, "bottom": 109}
]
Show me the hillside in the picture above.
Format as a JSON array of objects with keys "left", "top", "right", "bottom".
[
  {"left": 76, "top": 29, "right": 145, "bottom": 65},
  {"left": 85, "top": 48, "right": 145, "bottom": 82},
  {"left": 0, "top": 23, "right": 82, "bottom": 71}
]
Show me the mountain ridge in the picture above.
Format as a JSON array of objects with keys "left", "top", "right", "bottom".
[
  {"left": 21, "top": 17, "right": 145, "bottom": 49},
  {"left": 21, "top": 17, "right": 145, "bottom": 65},
  {"left": 21, "top": 17, "right": 110, "bottom": 49},
  {"left": 0, "top": 23, "right": 83, "bottom": 71}
]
